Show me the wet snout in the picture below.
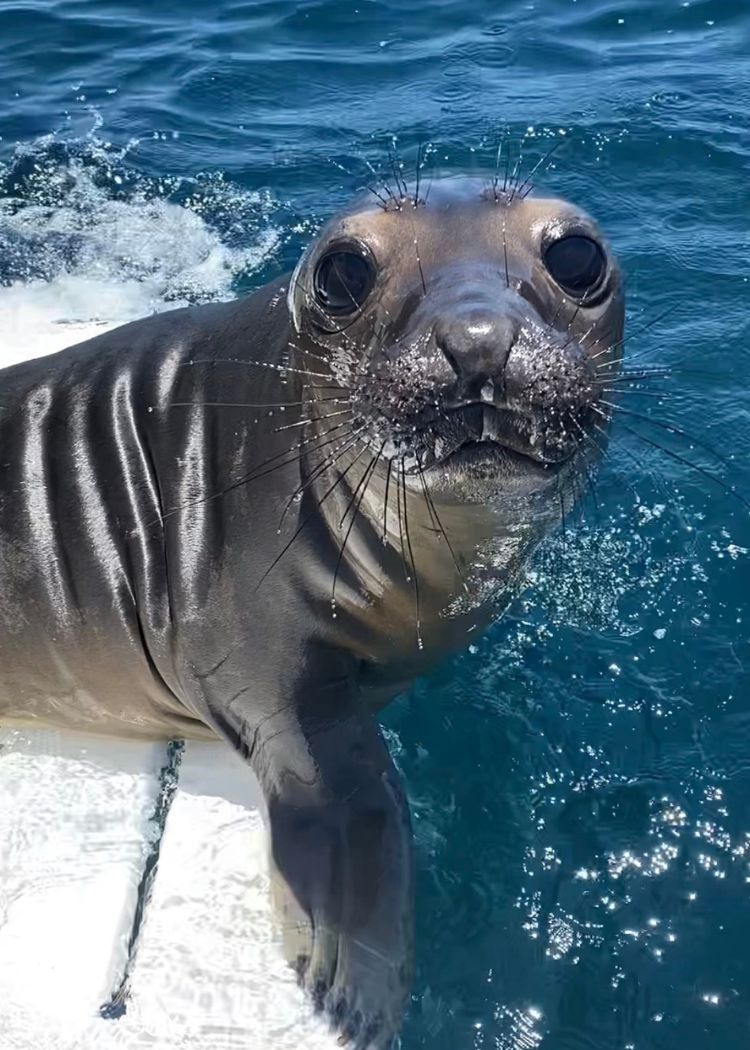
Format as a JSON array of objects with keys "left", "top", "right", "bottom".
[
  {"left": 409, "top": 276, "right": 599, "bottom": 466},
  {"left": 433, "top": 292, "right": 524, "bottom": 400},
  {"left": 428, "top": 281, "right": 596, "bottom": 415}
]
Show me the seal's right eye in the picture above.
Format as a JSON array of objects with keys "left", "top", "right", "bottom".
[{"left": 313, "top": 247, "right": 375, "bottom": 315}]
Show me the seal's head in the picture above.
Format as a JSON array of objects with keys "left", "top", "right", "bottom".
[{"left": 289, "top": 177, "right": 624, "bottom": 506}]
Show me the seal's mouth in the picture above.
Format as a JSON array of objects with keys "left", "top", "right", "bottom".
[{"left": 418, "top": 403, "right": 576, "bottom": 475}]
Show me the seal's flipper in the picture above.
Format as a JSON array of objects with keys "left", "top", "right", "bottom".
[
  {"left": 266, "top": 710, "right": 414, "bottom": 1049},
  {"left": 207, "top": 684, "right": 414, "bottom": 1050}
]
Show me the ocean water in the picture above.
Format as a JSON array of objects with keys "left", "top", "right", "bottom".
[{"left": 1, "top": 1, "right": 749, "bottom": 1048}]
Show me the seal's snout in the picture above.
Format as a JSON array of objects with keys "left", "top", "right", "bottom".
[
  {"left": 433, "top": 299, "right": 518, "bottom": 397},
  {"left": 424, "top": 286, "right": 598, "bottom": 466}
]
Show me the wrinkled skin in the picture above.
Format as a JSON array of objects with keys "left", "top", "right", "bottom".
[{"left": 0, "top": 178, "right": 623, "bottom": 1048}]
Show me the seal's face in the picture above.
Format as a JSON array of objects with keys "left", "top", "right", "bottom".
[{"left": 289, "top": 177, "right": 624, "bottom": 504}]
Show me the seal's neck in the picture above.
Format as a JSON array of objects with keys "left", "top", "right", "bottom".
[{"left": 303, "top": 439, "right": 553, "bottom": 667}]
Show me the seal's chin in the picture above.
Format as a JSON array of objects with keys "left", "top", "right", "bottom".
[{"left": 438, "top": 440, "right": 564, "bottom": 479}]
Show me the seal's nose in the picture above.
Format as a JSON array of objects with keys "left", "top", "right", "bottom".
[{"left": 434, "top": 305, "right": 518, "bottom": 397}]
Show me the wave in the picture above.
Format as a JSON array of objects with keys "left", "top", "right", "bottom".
[{"left": 0, "top": 133, "right": 281, "bottom": 366}]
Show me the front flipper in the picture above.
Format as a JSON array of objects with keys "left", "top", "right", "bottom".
[{"left": 265, "top": 708, "right": 414, "bottom": 1049}]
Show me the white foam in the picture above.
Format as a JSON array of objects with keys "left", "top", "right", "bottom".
[
  {"left": 0, "top": 140, "right": 279, "bottom": 367},
  {"left": 0, "top": 141, "right": 335, "bottom": 1050}
]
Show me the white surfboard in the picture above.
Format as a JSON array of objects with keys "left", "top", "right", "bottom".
[{"left": 0, "top": 190, "right": 338, "bottom": 1050}]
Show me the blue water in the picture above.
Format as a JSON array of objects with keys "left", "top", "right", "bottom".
[{"left": 1, "top": 1, "right": 750, "bottom": 1047}]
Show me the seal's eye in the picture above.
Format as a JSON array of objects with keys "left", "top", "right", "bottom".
[
  {"left": 544, "top": 235, "right": 607, "bottom": 299},
  {"left": 314, "top": 248, "right": 375, "bottom": 315}
]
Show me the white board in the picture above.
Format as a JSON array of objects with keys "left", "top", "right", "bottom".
[{"left": 0, "top": 730, "right": 336, "bottom": 1050}]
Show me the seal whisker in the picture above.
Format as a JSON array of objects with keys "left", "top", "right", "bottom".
[
  {"left": 415, "top": 459, "right": 469, "bottom": 594},
  {"left": 502, "top": 213, "right": 510, "bottom": 289},
  {"left": 600, "top": 388, "right": 669, "bottom": 399},
  {"left": 389, "top": 149, "right": 408, "bottom": 201},
  {"left": 240, "top": 422, "right": 365, "bottom": 491},
  {"left": 508, "top": 138, "right": 524, "bottom": 202},
  {"left": 599, "top": 400, "right": 739, "bottom": 476},
  {"left": 289, "top": 342, "right": 359, "bottom": 379},
  {"left": 414, "top": 454, "right": 442, "bottom": 535},
  {"left": 516, "top": 138, "right": 566, "bottom": 200},
  {"left": 569, "top": 417, "right": 601, "bottom": 520},
  {"left": 278, "top": 427, "right": 369, "bottom": 531},
  {"left": 413, "top": 142, "right": 424, "bottom": 207},
  {"left": 272, "top": 408, "right": 353, "bottom": 434},
  {"left": 338, "top": 444, "right": 383, "bottom": 531},
  {"left": 167, "top": 396, "right": 345, "bottom": 410},
  {"left": 362, "top": 156, "right": 397, "bottom": 205},
  {"left": 566, "top": 472, "right": 585, "bottom": 527},
  {"left": 395, "top": 456, "right": 409, "bottom": 583},
  {"left": 592, "top": 419, "right": 657, "bottom": 503},
  {"left": 591, "top": 305, "right": 678, "bottom": 362},
  {"left": 154, "top": 420, "right": 361, "bottom": 530},
  {"left": 558, "top": 487, "right": 568, "bottom": 540},
  {"left": 598, "top": 366, "right": 672, "bottom": 378},
  {"left": 182, "top": 357, "right": 336, "bottom": 383},
  {"left": 413, "top": 234, "right": 428, "bottom": 296},
  {"left": 594, "top": 406, "right": 750, "bottom": 511},
  {"left": 545, "top": 296, "right": 568, "bottom": 335},
  {"left": 491, "top": 131, "right": 506, "bottom": 202},
  {"left": 254, "top": 444, "right": 369, "bottom": 592},
  {"left": 287, "top": 342, "right": 343, "bottom": 367},
  {"left": 596, "top": 358, "right": 668, "bottom": 376},
  {"left": 400, "top": 460, "right": 423, "bottom": 651},
  {"left": 619, "top": 419, "right": 750, "bottom": 511},
  {"left": 366, "top": 185, "right": 390, "bottom": 210},
  {"left": 503, "top": 132, "right": 512, "bottom": 193},
  {"left": 580, "top": 418, "right": 608, "bottom": 461},
  {"left": 382, "top": 457, "right": 394, "bottom": 544},
  {"left": 559, "top": 287, "right": 594, "bottom": 351},
  {"left": 331, "top": 445, "right": 385, "bottom": 614}
]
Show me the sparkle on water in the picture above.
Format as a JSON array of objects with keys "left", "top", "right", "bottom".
[{"left": 1, "top": 0, "right": 749, "bottom": 1048}]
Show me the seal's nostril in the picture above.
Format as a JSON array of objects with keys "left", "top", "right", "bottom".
[
  {"left": 433, "top": 306, "right": 519, "bottom": 390},
  {"left": 440, "top": 344, "right": 461, "bottom": 379}
]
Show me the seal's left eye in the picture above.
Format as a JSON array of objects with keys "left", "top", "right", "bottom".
[
  {"left": 314, "top": 249, "right": 375, "bottom": 315},
  {"left": 544, "top": 235, "right": 607, "bottom": 299}
]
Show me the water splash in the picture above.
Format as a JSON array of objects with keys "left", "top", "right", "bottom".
[{"left": 0, "top": 134, "right": 281, "bottom": 366}]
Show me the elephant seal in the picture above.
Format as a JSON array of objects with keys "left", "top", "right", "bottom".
[{"left": 0, "top": 176, "right": 624, "bottom": 1048}]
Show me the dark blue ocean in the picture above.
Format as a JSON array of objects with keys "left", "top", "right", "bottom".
[{"left": 1, "top": 1, "right": 749, "bottom": 1047}]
